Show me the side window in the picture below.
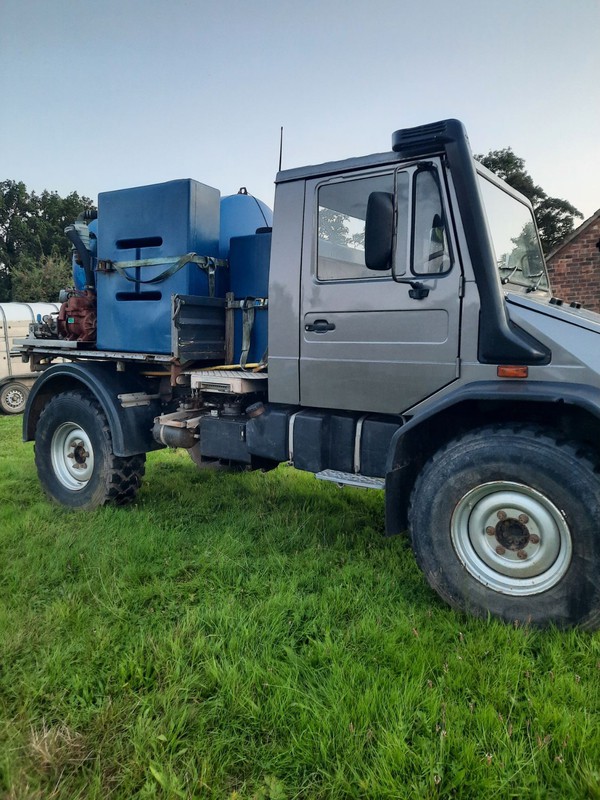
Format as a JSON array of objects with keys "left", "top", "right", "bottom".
[
  {"left": 317, "top": 174, "right": 394, "bottom": 280},
  {"left": 412, "top": 168, "right": 452, "bottom": 275}
]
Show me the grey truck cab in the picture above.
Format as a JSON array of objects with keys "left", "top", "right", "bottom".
[{"left": 20, "top": 119, "right": 600, "bottom": 629}]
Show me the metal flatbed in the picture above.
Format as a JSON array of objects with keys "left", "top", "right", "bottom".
[{"left": 14, "top": 336, "right": 175, "bottom": 364}]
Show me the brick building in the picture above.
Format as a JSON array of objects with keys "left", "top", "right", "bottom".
[{"left": 545, "top": 209, "right": 600, "bottom": 312}]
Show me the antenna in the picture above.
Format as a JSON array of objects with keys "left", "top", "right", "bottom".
[{"left": 278, "top": 126, "right": 284, "bottom": 172}]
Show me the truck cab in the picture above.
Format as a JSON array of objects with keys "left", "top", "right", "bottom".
[{"left": 269, "top": 120, "right": 550, "bottom": 413}]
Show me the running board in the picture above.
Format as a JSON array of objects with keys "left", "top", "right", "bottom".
[{"left": 315, "top": 469, "right": 385, "bottom": 490}]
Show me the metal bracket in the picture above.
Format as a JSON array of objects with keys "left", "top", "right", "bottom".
[
  {"left": 225, "top": 297, "right": 268, "bottom": 310},
  {"left": 154, "top": 409, "right": 203, "bottom": 428},
  {"left": 408, "top": 282, "right": 430, "bottom": 300},
  {"left": 118, "top": 391, "right": 162, "bottom": 408}
]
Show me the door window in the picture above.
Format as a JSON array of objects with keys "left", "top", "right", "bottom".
[
  {"left": 316, "top": 164, "right": 452, "bottom": 281},
  {"left": 317, "top": 174, "right": 394, "bottom": 280}
]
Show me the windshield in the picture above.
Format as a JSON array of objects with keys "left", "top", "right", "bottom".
[{"left": 477, "top": 173, "right": 549, "bottom": 293}]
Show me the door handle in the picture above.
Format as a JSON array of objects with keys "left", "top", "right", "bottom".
[{"left": 305, "top": 319, "right": 336, "bottom": 333}]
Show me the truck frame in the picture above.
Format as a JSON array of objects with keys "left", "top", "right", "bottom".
[{"left": 18, "top": 119, "right": 600, "bottom": 629}]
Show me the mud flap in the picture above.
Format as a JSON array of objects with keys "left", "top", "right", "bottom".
[{"left": 384, "top": 464, "right": 413, "bottom": 536}]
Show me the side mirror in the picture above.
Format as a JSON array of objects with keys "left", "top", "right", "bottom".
[{"left": 365, "top": 191, "right": 394, "bottom": 270}]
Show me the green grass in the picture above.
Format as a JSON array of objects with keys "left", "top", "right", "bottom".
[{"left": 0, "top": 414, "right": 599, "bottom": 799}]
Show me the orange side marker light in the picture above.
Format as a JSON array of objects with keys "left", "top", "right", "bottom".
[{"left": 497, "top": 365, "right": 528, "bottom": 379}]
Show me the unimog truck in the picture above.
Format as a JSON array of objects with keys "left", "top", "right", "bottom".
[{"left": 18, "top": 119, "right": 600, "bottom": 629}]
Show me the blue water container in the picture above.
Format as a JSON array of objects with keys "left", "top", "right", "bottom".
[
  {"left": 229, "top": 232, "right": 271, "bottom": 364},
  {"left": 219, "top": 191, "right": 273, "bottom": 259},
  {"left": 96, "top": 179, "right": 221, "bottom": 354}
]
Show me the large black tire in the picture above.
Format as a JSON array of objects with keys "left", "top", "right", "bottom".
[
  {"left": 409, "top": 425, "right": 600, "bottom": 630},
  {"left": 34, "top": 390, "right": 146, "bottom": 510},
  {"left": 0, "top": 381, "right": 29, "bottom": 414}
]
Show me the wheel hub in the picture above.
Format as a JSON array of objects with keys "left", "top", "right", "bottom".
[
  {"left": 51, "top": 422, "right": 94, "bottom": 491},
  {"left": 495, "top": 517, "right": 530, "bottom": 551},
  {"left": 2, "top": 387, "right": 25, "bottom": 411},
  {"left": 451, "top": 481, "right": 572, "bottom": 596}
]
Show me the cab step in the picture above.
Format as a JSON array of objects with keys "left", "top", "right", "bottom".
[{"left": 315, "top": 469, "right": 385, "bottom": 490}]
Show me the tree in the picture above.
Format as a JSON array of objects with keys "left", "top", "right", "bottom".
[
  {"left": 0, "top": 181, "right": 29, "bottom": 300},
  {"left": 534, "top": 196, "right": 583, "bottom": 254},
  {"left": 318, "top": 207, "right": 365, "bottom": 250},
  {"left": 11, "top": 254, "right": 72, "bottom": 303},
  {"left": 318, "top": 207, "right": 352, "bottom": 245},
  {"left": 475, "top": 148, "right": 583, "bottom": 254},
  {"left": 0, "top": 181, "right": 94, "bottom": 301}
]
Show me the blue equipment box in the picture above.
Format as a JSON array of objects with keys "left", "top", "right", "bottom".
[
  {"left": 96, "top": 179, "right": 221, "bottom": 354},
  {"left": 229, "top": 231, "right": 271, "bottom": 364}
]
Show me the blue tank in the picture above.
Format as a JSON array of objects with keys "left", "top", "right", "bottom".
[
  {"left": 228, "top": 231, "right": 271, "bottom": 364},
  {"left": 219, "top": 191, "right": 273, "bottom": 259},
  {"left": 95, "top": 179, "right": 221, "bottom": 354}
]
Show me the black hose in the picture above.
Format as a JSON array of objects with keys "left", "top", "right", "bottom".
[{"left": 78, "top": 209, "right": 98, "bottom": 222}]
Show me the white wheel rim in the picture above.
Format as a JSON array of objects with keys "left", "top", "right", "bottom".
[
  {"left": 451, "top": 481, "right": 572, "bottom": 596},
  {"left": 51, "top": 422, "right": 94, "bottom": 491}
]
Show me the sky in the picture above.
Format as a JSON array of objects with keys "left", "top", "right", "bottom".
[{"left": 1, "top": 0, "right": 599, "bottom": 220}]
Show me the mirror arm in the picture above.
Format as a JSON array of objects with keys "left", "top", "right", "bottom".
[{"left": 408, "top": 282, "right": 430, "bottom": 300}]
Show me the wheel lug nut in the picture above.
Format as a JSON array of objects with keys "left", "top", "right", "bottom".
[
  {"left": 518, "top": 514, "right": 529, "bottom": 524},
  {"left": 529, "top": 534, "right": 540, "bottom": 545},
  {"left": 497, "top": 511, "right": 507, "bottom": 521},
  {"left": 517, "top": 550, "right": 528, "bottom": 559},
  {"left": 495, "top": 545, "right": 506, "bottom": 555},
  {"left": 486, "top": 526, "right": 495, "bottom": 536}
]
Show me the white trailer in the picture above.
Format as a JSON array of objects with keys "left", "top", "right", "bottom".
[{"left": 0, "top": 303, "right": 59, "bottom": 413}]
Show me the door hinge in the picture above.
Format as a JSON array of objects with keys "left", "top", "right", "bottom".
[{"left": 458, "top": 275, "right": 465, "bottom": 298}]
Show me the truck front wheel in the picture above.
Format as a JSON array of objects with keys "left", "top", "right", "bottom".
[
  {"left": 409, "top": 425, "right": 600, "bottom": 630},
  {"left": 34, "top": 390, "right": 146, "bottom": 510}
]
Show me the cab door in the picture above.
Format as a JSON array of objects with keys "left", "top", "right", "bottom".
[{"left": 299, "top": 161, "right": 462, "bottom": 414}]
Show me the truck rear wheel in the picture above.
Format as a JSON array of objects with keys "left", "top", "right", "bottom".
[
  {"left": 409, "top": 425, "right": 600, "bottom": 630},
  {"left": 0, "top": 381, "right": 29, "bottom": 414},
  {"left": 34, "top": 390, "right": 146, "bottom": 510}
]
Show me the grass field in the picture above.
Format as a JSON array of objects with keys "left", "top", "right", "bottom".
[{"left": 0, "top": 413, "right": 599, "bottom": 799}]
